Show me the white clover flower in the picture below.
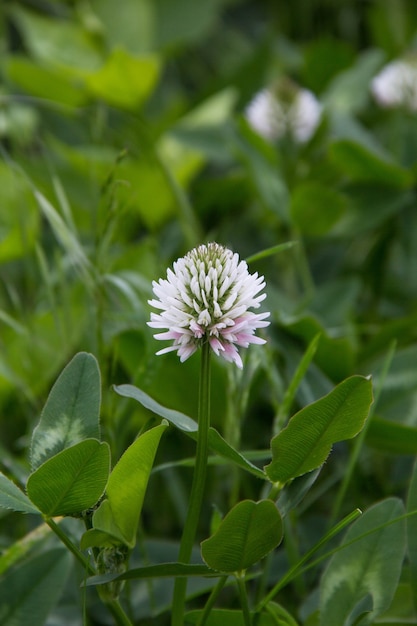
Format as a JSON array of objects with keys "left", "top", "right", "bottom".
[
  {"left": 148, "top": 243, "right": 270, "bottom": 368},
  {"left": 245, "top": 81, "right": 322, "bottom": 144},
  {"left": 371, "top": 59, "right": 417, "bottom": 111}
]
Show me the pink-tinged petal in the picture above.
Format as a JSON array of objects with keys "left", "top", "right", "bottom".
[
  {"left": 209, "top": 337, "right": 224, "bottom": 355},
  {"left": 156, "top": 345, "right": 181, "bottom": 356},
  {"left": 178, "top": 344, "right": 198, "bottom": 362},
  {"left": 148, "top": 242, "right": 270, "bottom": 366},
  {"left": 153, "top": 331, "right": 182, "bottom": 341},
  {"left": 219, "top": 343, "right": 243, "bottom": 369}
]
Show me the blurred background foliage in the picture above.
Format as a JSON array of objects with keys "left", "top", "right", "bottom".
[{"left": 1, "top": 0, "right": 417, "bottom": 622}]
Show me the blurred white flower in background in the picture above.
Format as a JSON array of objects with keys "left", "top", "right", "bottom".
[
  {"left": 371, "top": 58, "right": 417, "bottom": 111},
  {"left": 245, "top": 79, "right": 322, "bottom": 143}
]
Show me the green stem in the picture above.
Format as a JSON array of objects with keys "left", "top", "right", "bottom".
[
  {"left": 105, "top": 599, "right": 134, "bottom": 626},
  {"left": 236, "top": 574, "right": 252, "bottom": 626},
  {"left": 196, "top": 576, "right": 228, "bottom": 626},
  {"left": 45, "top": 517, "right": 95, "bottom": 575},
  {"left": 172, "top": 342, "right": 211, "bottom": 626},
  {"left": 255, "top": 508, "right": 362, "bottom": 613},
  {"left": 46, "top": 517, "right": 133, "bottom": 626}
]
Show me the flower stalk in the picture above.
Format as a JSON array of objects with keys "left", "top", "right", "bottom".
[
  {"left": 172, "top": 340, "right": 211, "bottom": 626},
  {"left": 148, "top": 243, "right": 270, "bottom": 625}
]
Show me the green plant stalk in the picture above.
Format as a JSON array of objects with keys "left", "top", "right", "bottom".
[
  {"left": 46, "top": 517, "right": 133, "bottom": 626},
  {"left": 256, "top": 508, "right": 362, "bottom": 612},
  {"left": 236, "top": 573, "right": 252, "bottom": 626},
  {"left": 105, "top": 599, "right": 134, "bottom": 626},
  {"left": 45, "top": 517, "right": 95, "bottom": 575},
  {"left": 172, "top": 341, "right": 211, "bottom": 626},
  {"left": 196, "top": 575, "right": 228, "bottom": 626},
  {"left": 330, "top": 340, "right": 396, "bottom": 523},
  {"left": 274, "top": 332, "right": 321, "bottom": 434}
]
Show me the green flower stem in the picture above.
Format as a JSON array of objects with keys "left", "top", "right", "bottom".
[
  {"left": 172, "top": 341, "right": 211, "bottom": 626},
  {"left": 236, "top": 573, "right": 252, "bottom": 626}
]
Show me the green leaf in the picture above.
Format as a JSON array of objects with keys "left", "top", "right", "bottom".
[
  {"left": 0, "top": 547, "right": 71, "bottom": 626},
  {"left": 320, "top": 498, "right": 406, "bottom": 626},
  {"left": 329, "top": 139, "right": 413, "bottom": 188},
  {"left": 5, "top": 56, "right": 88, "bottom": 107},
  {"left": 201, "top": 500, "right": 283, "bottom": 573},
  {"left": 86, "top": 562, "right": 216, "bottom": 587},
  {"left": 86, "top": 48, "right": 160, "bottom": 109},
  {"left": 284, "top": 314, "right": 355, "bottom": 382},
  {"left": 31, "top": 352, "right": 101, "bottom": 471},
  {"left": 323, "top": 48, "right": 385, "bottom": 114},
  {"left": 10, "top": 5, "right": 102, "bottom": 70},
  {"left": 277, "top": 469, "right": 321, "bottom": 518},
  {"left": 366, "top": 417, "right": 417, "bottom": 454},
  {"left": 114, "top": 384, "right": 265, "bottom": 479},
  {"left": 290, "top": 182, "right": 347, "bottom": 236},
  {"left": 0, "top": 473, "right": 39, "bottom": 514},
  {"left": 27, "top": 439, "right": 110, "bottom": 517},
  {"left": 207, "top": 429, "right": 266, "bottom": 480},
  {"left": 114, "top": 384, "right": 197, "bottom": 432},
  {"left": 83, "top": 422, "right": 167, "bottom": 549},
  {"left": 265, "top": 375, "right": 373, "bottom": 484},
  {"left": 407, "top": 460, "right": 417, "bottom": 614}
]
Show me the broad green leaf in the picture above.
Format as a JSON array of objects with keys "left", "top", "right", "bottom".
[
  {"left": 320, "top": 498, "right": 406, "bottom": 626},
  {"left": 264, "top": 601, "right": 300, "bottom": 626},
  {"left": 290, "top": 182, "right": 347, "bottom": 236},
  {"left": 84, "top": 423, "right": 167, "bottom": 549},
  {"left": 5, "top": 56, "right": 88, "bottom": 107},
  {"left": 86, "top": 48, "right": 160, "bottom": 109},
  {"left": 265, "top": 376, "right": 373, "bottom": 484},
  {"left": 407, "top": 460, "right": 417, "bottom": 614},
  {"left": 374, "top": 582, "right": 417, "bottom": 624},
  {"left": 201, "top": 500, "right": 283, "bottom": 573},
  {"left": 284, "top": 314, "right": 355, "bottom": 382},
  {"left": 366, "top": 417, "right": 417, "bottom": 454},
  {"left": 81, "top": 500, "right": 126, "bottom": 548},
  {"left": 86, "top": 562, "right": 216, "bottom": 587},
  {"left": 90, "top": 0, "right": 154, "bottom": 54},
  {"left": 329, "top": 139, "right": 413, "bottom": 188},
  {"left": 27, "top": 439, "right": 110, "bottom": 517},
  {"left": 113, "top": 384, "right": 265, "bottom": 479},
  {"left": 0, "top": 547, "right": 71, "bottom": 626},
  {"left": 10, "top": 5, "right": 102, "bottom": 70},
  {"left": 31, "top": 352, "right": 101, "bottom": 471},
  {"left": 323, "top": 49, "right": 385, "bottom": 114},
  {"left": 334, "top": 185, "right": 414, "bottom": 236},
  {"left": 0, "top": 472, "right": 39, "bottom": 514}
]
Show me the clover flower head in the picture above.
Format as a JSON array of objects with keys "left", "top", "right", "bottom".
[
  {"left": 148, "top": 243, "right": 270, "bottom": 368},
  {"left": 245, "top": 80, "right": 322, "bottom": 144},
  {"left": 371, "top": 58, "right": 417, "bottom": 111}
]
